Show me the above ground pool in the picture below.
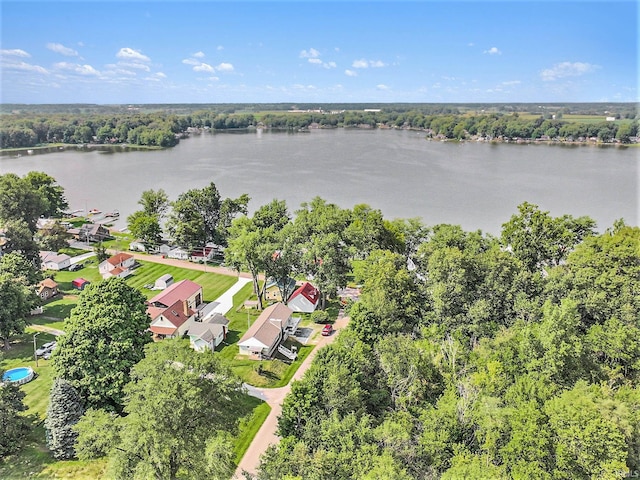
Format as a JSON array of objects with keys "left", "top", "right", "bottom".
[{"left": 2, "top": 367, "right": 35, "bottom": 385}]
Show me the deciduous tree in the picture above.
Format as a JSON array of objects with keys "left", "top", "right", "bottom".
[{"left": 52, "top": 278, "right": 151, "bottom": 411}]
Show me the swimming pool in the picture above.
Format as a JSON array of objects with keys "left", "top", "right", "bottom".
[{"left": 2, "top": 367, "right": 35, "bottom": 385}]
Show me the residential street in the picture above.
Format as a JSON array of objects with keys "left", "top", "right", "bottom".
[{"left": 234, "top": 313, "right": 350, "bottom": 479}]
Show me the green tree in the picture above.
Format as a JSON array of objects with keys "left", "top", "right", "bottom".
[
  {"left": 36, "top": 220, "right": 71, "bottom": 252},
  {"left": 0, "top": 251, "right": 42, "bottom": 286},
  {"left": 45, "top": 378, "right": 85, "bottom": 460},
  {"left": 501, "top": 202, "right": 596, "bottom": 272},
  {"left": 0, "top": 372, "right": 31, "bottom": 456},
  {"left": 0, "top": 272, "right": 34, "bottom": 350},
  {"left": 2, "top": 218, "right": 42, "bottom": 267},
  {"left": 75, "top": 340, "right": 241, "bottom": 480},
  {"left": 52, "top": 278, "right": 151, "bottom": 411},
  {"left": 126, "top": 211, "right": 162, "bottom": 247},
  {"left": 0, "top": 173, "right": 47, "bottom": 231},
  {"left": 137, "top": 188, "right": 169, "bottom": 218},
  {"left": 23, "top": 171, "right": 69, "bottom": 218}
]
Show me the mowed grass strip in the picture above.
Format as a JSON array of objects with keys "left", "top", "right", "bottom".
[{"left": 125, "top": 260, "right": 238, "bottom": 302}]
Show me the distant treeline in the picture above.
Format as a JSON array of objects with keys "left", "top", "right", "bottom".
[{"left": 1, "top": 107, "right": 638, "bottom": 149}]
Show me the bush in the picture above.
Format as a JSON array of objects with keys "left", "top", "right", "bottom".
[{"left": 310, "top": 310, "right": 329, "bottom": 324}]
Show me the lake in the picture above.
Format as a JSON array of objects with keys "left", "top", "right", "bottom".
[{"left": 1, "top": 128, "right": 637, "bottom": 235}]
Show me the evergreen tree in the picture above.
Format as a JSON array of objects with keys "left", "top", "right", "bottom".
[{"left": 45, "top": 378, "right": 85, "bottom": 459}]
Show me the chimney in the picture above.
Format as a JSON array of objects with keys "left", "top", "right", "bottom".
[{"left": 183, "top": 300, "right": 189, "bottom": 317}]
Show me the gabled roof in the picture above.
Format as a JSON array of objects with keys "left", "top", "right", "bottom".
[
  {"left": 238, "top": 303, "right": 292, "bottom": 349},
  {"left": 39, "top": 278, "right": 58, "bottom": 289},
  {"left": 289, "top": 282, "right": 320, "bottom": 306},
  {"left": 148, "top": 299, "right": 194, "bottom": 336},
  {"left": 148, "top": 279, "right": 202, "bottom": 308},
  {"left": 107, "top": 252, "right": 133, "bottom": 266},
  {"left": 39, "top": 251, "right": 71, "bottom": 264},
  {"left": 188, "top": 322, "right": 225, "bottom": 343}
]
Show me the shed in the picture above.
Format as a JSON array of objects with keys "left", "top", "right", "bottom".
[
  {"left": 72, "top": 278, "right": 90, "bottom": 291},
  {"left": 155, "top": 273, "right": 174, "bottom": 290}
]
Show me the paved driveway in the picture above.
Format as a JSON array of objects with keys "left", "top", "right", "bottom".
[{"left": 234, "top": 314, "right": 350, "bottom": 478}]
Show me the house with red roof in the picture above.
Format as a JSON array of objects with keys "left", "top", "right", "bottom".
[
  {"left": 148, "top": 299, "right": 197, "bottom": 338},
  {"left": 99, "top": 252, "right": 135, "bottom": 279},
  {"left": 147, "top": 279, "right": 204, "bottom": 339},
  {"left": 287, "top": 282, "right": 320, "bottom": 313}
]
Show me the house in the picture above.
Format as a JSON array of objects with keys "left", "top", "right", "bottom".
[
  {"left": 264, "top": 277, "right": 297, "bottom": 303},
  {"left": 148, "top": 279, "right": 203, "bottom": 312},
  {"left": 287, "top": 282, "right": 320, "bottom": 313},
  {"left": 73, "top": 223, "right": 111, "bottom": 242},
  {"left": 148, "top": 299, "right": 197, "bottom": 338},
  {"left": 147, "top": 279, "right": 205, "bottom": 339},
  {"left": 238, "top": 303, "right": 300, "bottom": 358},
  {"left": 40, "top": 251, "right": 72, "bottom": 271},
  {"left": 154, "top": 273, "right": 174, "bottom": 290},
  {"left": 188, "top": 313, "right": 230, "bottom": 352},
  {"left": 99, "top": 252, "right": 135, "bottom": 279},
  {"left": 167, "top": 247, "right": 189, "bottom": 260},
  {"left": 72, "top": 278, "right": 90, "bottom": 290},
  {"left": 129, "top": 239, "right": 147, "bottom": 252},
  {"left": 37, "top": 278, "right": 59, "bottom": 300},
  {"left": 190, "top": 246, "right": 216, "bottom": 263}
]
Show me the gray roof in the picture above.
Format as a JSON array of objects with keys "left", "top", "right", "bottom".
[
  {"left": 188, "top": 321, "right": 225, "bottom": 343},
  {"left": 239, "top": 303, "right": 293, "bottom": 348}
]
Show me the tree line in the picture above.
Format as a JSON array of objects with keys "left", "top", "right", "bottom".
[
  {"left": 2, "top": 107, "right": 638, "bottom": 149},
  {"left": 2, "top": 171, "right": 639, "bottom": 478}
]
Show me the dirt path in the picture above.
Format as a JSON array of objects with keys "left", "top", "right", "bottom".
[
  {"left": 117, "top": 251, "right": 258, "bottom": 279},
  {"left": 30, "top": 324, "right": 65, "bottom": 336},
  {"left": 234, "top": 314, "right": 350, "bottom": 479}
]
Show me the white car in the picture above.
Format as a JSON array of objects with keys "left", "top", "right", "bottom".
[{"left": 36, "top": 341, "right": 56, "bottom": 357}]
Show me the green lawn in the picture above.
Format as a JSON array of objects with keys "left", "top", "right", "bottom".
[
  {"left": 0, "top": 329, "right": 108, "bottom": 479},
  {"left": 124, "top": 261, "right": 238, "bottom": 301}
]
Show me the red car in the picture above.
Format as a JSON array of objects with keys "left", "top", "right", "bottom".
[{"left": 321, "top": 324, "right": 334, "bottom": 336}]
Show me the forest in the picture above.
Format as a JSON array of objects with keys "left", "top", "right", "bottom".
[
  {"left": 0, "top": 103, "right": 638, "bottom": 149},
  {"left": 1, "top": 170, "right": 639, "bottom": 479}
]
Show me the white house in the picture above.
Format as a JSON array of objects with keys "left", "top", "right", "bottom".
[
  {"left": 148, "top": 299, "right": 196, "bottom": 338},
  {"left": 154, "top": 273, "right": 174, "bottom": 290},
  {"left": 147, "top": 279, "right": 203, "bottom": 312},
  {"left": 188, "top": 313, "right": 230, "bottom": 352},
  {"left": 167, "top": 247, "right": 189, "bottom": 260},
  {"left": 99, "top": 252, "right": 135, "bottom": 279},
  {"left": 129, "top": 239, "right": 147, "bottom": 252},
  {"left": 40, "top": 251, "right": 72, "bottom": 271},
  {"left": 287, "top": 282, "right": 320, "bottom": 313},
  {"left": 238, "top": 303, "right": 300, "bottom": 358}
]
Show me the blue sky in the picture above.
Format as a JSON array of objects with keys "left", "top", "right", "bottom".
[{"left": 1, "top": 1, "right": 637, "bottom": 104}]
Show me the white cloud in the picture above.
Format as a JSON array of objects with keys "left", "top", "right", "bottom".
[
  {"left": 146, "top": 72, "right": 167, "bottom": 81},
  {"left": 300, "top": 48, "right": 320, "bottom": 58},
  {"left": 155, "top": 72, "right": 167, "bottom": 78},
  {"left": 116, "top": 47, "right": 150, "bottom": 62},
  {"left": 501, "top": 80, "right": 521, "bottom": 86},
  {"left": 325, "top": 61, "right": 337, "bottom": 69},
  {"left": 194, "top": 63, "right": 214, "bottom": 73},
  {"left": 54, "top": 62, "right": 100, "bottom": 75},
  {"left": 468, "top": 42, "right": 475, "bottom": 47},
  {"left": 345, "top": 69, "right": 357, "bottom": 77},
  {"left": 376, "top": 84, "right": 389, "bottom": 90},
  {"left": 182, "top": 58, "right": 200, "bottom": 66},
  {"left": 1, "top": 49, "right": 31, "bottom": 57},
  {"left": 118, "top": 61, "right": 150, "bottom": 71},
  {"left": 217, "top": 45, "right": 224, "bottom": 51},
  {"left": 2, "top": 61, "right": 48, "bottom": 74},
  {"left": 308, "top": 58, "right": 322, "bottom": 65},
  {"left": 483, "top": 47, "right": 501, "bottom": 55},
  {"left": 46, "top": 43, "right": 78, "bottom": 57},
  {"left": 352, "top": 59, "right": 386, "bottom": 69},
  {"left": 216, "top": 62, "right": 234, "bottom": 72},
  {"left": 540, "top": 62, "right": 600, "bottom": 81},
  {"left": 193, "top": 51, "right": 205, "bottom": 58}
]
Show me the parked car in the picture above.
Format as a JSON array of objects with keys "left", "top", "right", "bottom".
[
  {"left": 36, "top": 341, "right": 56, "bottom": 357},
  {"left": 69, "top": 263, "right": 83, "bottom": 271},
  {"left": 321, "top": 324, "right": 334, "bottom": 336}
]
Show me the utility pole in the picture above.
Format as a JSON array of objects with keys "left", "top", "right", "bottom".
[{"left": 33, "top": 332, "right": 40, "bottom": 367}]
